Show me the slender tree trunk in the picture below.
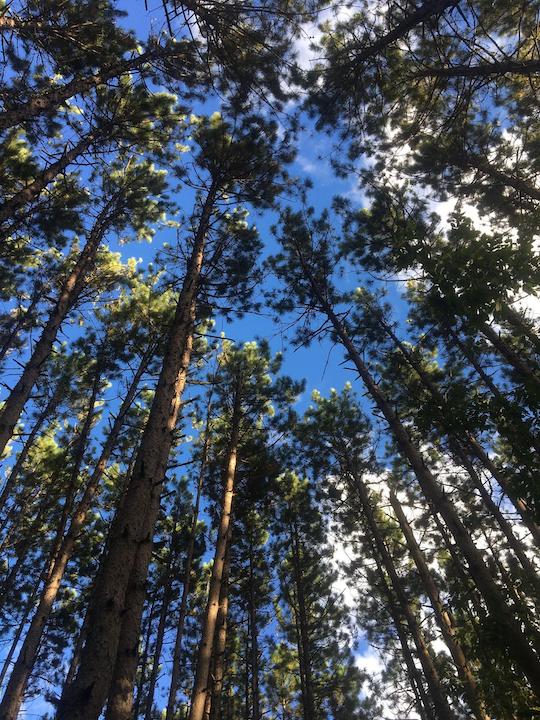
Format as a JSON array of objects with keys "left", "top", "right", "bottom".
[
  {"left": 248, "top": 534, "right": 260, "bottom": 720},
  {"left": 143, "top": 565, "right": 175, "bottom": 720},
  {"left": 367, "top": 535, "right": 433, "bottom": 720},
  {"left": 0, "top": 583, "right": 39, "bottom": 688},
  {"left": 348, "top": 473, "right": 456, "bottom": 720},
  {"left": 0, "top": 132, "right": 103, "bottom": 225},
  {"left": 208, "top": 541, "right": 232, "bottom": 720},
  {"left": 0, "top": 360, "right": 102, "bottom": 720},
  {"left": 57, "top": 185, "right": 218, "bottom": 720},
  {"left": 450, "top": 440, "right": 540, "bottom": 593},
  {"left": 0, "top": 286, "right": 43, "bottom": 367},
  {"left": 289, "top": 524, "right": 316, "bottom": 720},
  {"left": 343, "top": 0, "right": 458, "bottom": 67},
  {"left": 500, "top": 304, "right": 540, "bottom": 353},
  {"left": 389, "top": 492, "right": 489, "bottom": 720},
  {"left": 0, "top": 383, "right": 64, "bottom": 514},
  {"left": 445, "top": 324, "right": 540, "bottom": 453},
  {"left": 0, "top": 44, "right": 190, "bottom": 132},
  {"left": 132, "top": 595, "right": 157, "bottom": 720},
  {"left": 302, "top": 263, "right": 540, "bottom": 697},
  {"left": 377, "top": 311, "right": 540, "bottom": 562},
  {"left": 0, "top": 196, "right": 120, "bottom": 458},
  {"left": 479, "top": 322, "right": 540, "bottom": 391},
  {"left": 165, "top": 396, "right": 213, "bottom": 720},
  {"left": 416, "top": 58, "right": 540, "bottom": 79},
  {"left": 188, "top": 384, "right": 241, "bottom": 720}
]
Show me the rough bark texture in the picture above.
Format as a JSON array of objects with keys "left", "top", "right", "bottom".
[
  {"left": 208, "top": 541, "right": 232, "bottom": 720},
  {"left": 56, "top": 185, "right": 217, "bottom": 720}
]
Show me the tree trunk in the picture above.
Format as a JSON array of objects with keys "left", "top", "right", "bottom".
[
  {"left": 0, "top": 380, "right": 64, "bottom": 514},
  {"left": 57, "top": 184, "right": 218, "bottom": 720},
  {"left": 348, "top": 473, "right": 457, "bottom": 720},
  {"left": 0, "top": 44, "right": 190, "bottom": 131},
  {"left": 143, "top": 562, "right": 175, "bottom": 720},
  {"left": 304, "top": 269, "right": 540, "bottom": 698},
  {"left": 480, "top": 322, "right": 540, "bottom": 391},
  {"left": 248, "top": 534, "right": 260, "bottom": 720},
  {"left": 289, "top": 524, "right": 316, "bottom": 720},
  {"left": 188, "top": 383, "right": 241, "bottom": 720},
  {"left": 367, "top": 535, "right": 433, "bottom": 720},
  {"left": 0, "top": 132, "right": 101, "bottom": 226},
  {"left": 0, "top": 359, "right": 102, "bottom": 720},
  {"left": 377, "top": 311, "right": 540, "bottom": 564},
  {"left": 389, "top": 492, "right": 489, "bottom": 720},
  {"left": 208, "top": 540, "right": 232, "bottom": 720},
  {"left": 132, "top": 595, "right": 157, "bottom": 720},
  {"left": 165, "top": 396, "right": 213, "bottom": 720},
  {"left": 0, "top": 196, "right": 121, "bottom": 458}
]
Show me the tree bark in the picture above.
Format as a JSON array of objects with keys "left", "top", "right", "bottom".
[
  {"left": 248, "top": 533, "right": 260, "bottom": 720},
  {"left": 0, "top": 196, "right": 121, "bottom": 459},
  {"left": 389, "top": 492, "right": 489, "bottom": 720},
  {"left": 0, "top": 132, "right": 101, "bottom": 226},
  {"left": 480, "top": 322, "right": 540, "bottom": 391},
  {"left": 188, "top": 384, "right": 241, "bottom": 720},
  {"left": 57, "top": 184, "right": 218, "bottom": 720}
]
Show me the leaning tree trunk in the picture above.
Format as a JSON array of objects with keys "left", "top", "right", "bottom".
[
  {"left": 367, "top": 535, "right": 433, "bottom": 720},
  {"left": 57, "top": 183, "right": 219, "bottom": 720},
  {"left": 0, "top": 358, "right": 103, "bottom": 720},
  {"left": 348, "top": 473, "right": 457, "bottom": 720},
  {"left": 0, "top": 195, "right": 121, "bottom": 458},
  {"left": 389, "top": 492, "right": 489, "bottom": 720},
  {"left": 302, "top": 262, "right": 540, "bottom": 698},
  {"left": 0, "top": 380, "right": 64, "bottom": 514},
  {"left": 188, "top": 384, "right": 241, "bottom": 720}
]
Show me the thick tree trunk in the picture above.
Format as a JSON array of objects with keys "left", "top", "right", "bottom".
[
  {"left": 57, "top": 185, "right": 218, "bottom": 720},
  {"left": 389, "top": 492, "right": 489, "bottom": 720},
  {"left": 188, "top": 385, "right": 241, "bottom": 720},
  {"left": 165, "top": 398, "right": 213, "bottom": 720},
  {"left": 0, "top": 197, "right": 120, "bottom": 458},
  {"left": 0, "top": 360, "right": 102, "bottom": 720},
  {"left": 307, "top": 278, "right": 540, "bottom": 698}
]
